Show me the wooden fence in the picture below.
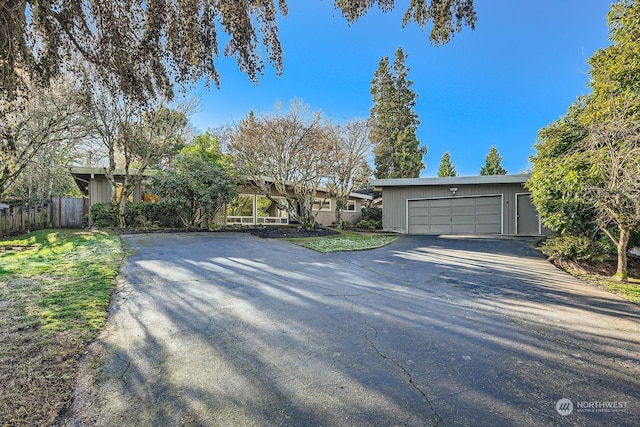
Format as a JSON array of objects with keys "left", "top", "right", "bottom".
[
  {"left": 0, "top": 198, "right": 85, "bottom": 237},
  {"left": 51, "top": 197, "right": 85, "bottom": 228},
  {"left": 0, "top": 202, "right": 51, "bottom": 237}
]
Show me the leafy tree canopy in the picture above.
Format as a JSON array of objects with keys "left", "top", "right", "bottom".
[
  {"left": 527, "top": 99, "right": 599, "bottom": 236},
  {"left": 151, "top": 154, "right": 237, "bottom": 227},
  {"left": 528, "top": 0, "right": 640, "bottom": 280},
  {"left": 179, "top": 131, "right": 230, "bottom": 167},
  {"left": 2, "top": 0, "right": 476, "bottom": 105},
  {"left": 585, "top": 0, "right": 640, "bottom": 121}
]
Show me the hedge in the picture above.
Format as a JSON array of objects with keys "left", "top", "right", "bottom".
[{"left": 90, "top": 202, "right": 188, "bottom": 228}]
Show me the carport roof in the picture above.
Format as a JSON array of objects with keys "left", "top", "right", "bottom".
[{"left": 372, "top": 173, "right": 530, "bottom": 188}]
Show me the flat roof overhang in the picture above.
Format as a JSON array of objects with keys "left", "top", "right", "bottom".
[{"left": 372, "top": 173, "right": 530, "bottom": 188}]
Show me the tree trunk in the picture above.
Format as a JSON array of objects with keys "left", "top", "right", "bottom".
[
  {"left": 334, "top": 208, "right": 343, "bottom": 228},
  {"left": 116, "top": 172, "right": 134, "bottom": 229},
  {"left": 615, "top": 227, "right": 630, "bottom": 281},
  {"left": 117, "top": 190, "right": 127, "bottom": 228},
  {"left": 107, "top": 145, "right": 118, "bottom": 205},
  {"left": 336, "top": 197, "right": 347, "bottom": 229}
]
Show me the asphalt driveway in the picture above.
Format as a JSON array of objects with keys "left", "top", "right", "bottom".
[{"left": 64, "top": 233, "right": 640, "bottom": 426}]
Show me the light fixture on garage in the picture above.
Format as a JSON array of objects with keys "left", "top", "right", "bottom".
[{"left": 449, "top": 187, "right": 458, "bottom": 196}]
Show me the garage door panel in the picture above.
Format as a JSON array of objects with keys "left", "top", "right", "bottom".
[
  {"left": 408, "top": 212, "right": 430, "bottom": 220},
  {"left": 409, "top": 224, "right": 431, "bottom": 234},
  {"left": 476, "top": 213, "right": 499, "bottom": 222},
  {"left": 430, "top": 224, "right": 453, "bottom": 234},
  {"left": 451, "top": 198, "right": 472, "bottom": 207},
  {"left": 476, "top": 223, "right": 502, "bottom": 233},
  {"left": 408, "top": 196, "right": 502, "bottom": 235},
  {"left": 452, "top": 223, "right": 477, "bottom": 233},
  {"left": 410, "top": 200, "right": 432, "bottom": 209},
  {"left": 475, "top": 203, "right": 500, "bottom": 214},
  {"left": 429, "top": 199, "right": 451, "bottom": 208},
  {"left": 430, "top": 214, "right": 451, "bottom": 223},
  {"left": 475, "top": 197, "right": 498, "bottom": 205},
  {"left": 430, "top": 206, "right": 450, "bottom": 216},
  {"left": 453, "top": 205, "right": 475, "bottom": 215},
  {"left": 452, "top": 214, "right": 475, "bottom": 223}
]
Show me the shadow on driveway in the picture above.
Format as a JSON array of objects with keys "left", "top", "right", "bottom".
[{"left": 63, "top": 234, "right": 640, "bottom": 427}]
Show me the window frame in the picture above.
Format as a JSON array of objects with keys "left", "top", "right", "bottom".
[
  {"left": 313, "top": 197, "right": 332, "bottom": 212},
  {"left": 345, "top": 200, "right": 357, "bottom": 212}
]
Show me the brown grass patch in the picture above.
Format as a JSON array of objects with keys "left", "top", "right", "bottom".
[{"left": 0, "top": 229, "right": 122, "bottom": 426}]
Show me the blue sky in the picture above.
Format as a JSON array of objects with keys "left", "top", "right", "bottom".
[{"left": 190, "top": 1, "right": 612, "bottom": 177}]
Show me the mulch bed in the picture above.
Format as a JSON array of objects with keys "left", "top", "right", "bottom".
[
  {"left": 244, "top": 226, "right": 339, "bottom": 239},
  {"left": 112, "top": 225, "right": 340, "bottom": 239}
]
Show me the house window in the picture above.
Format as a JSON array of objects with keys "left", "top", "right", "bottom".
[
  {"left": 256, "top": 196, "right": 288, "bottom": 224},
  {"left": 313, "top": 197, "right": 331, "bottom": 212},
  {"left": 345, "top": 200, "right": 357, "bottom": 212},
  {"left": 114, "top": 183, "right": 134, "bottom": 203},
  {"left": 141, "top": 182, "right": 161, "bottom": 203},
  {"left": 227, "top": 194, "right": 254, "bottom": 224}
]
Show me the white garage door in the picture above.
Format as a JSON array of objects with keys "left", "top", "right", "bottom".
[{"left": 408, "top": 196, "right": 502, "bottom": 235}]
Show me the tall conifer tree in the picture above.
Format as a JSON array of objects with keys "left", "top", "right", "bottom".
[
  {"left": 437, "top": 152, "right": 457, "bottom": 177},
  {"left": 369, "top": 48, "right": 427, "bottom": 178},
  {"left": 480, "top": 146, "right": 507, "bottom": 175}
]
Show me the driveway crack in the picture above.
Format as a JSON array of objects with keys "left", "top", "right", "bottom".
[
  {"left": 117, "top": 356, "right": 131, "bottom": 387},
  {"left": 348, "top": 294, "right": 445, "bottom": 427}
]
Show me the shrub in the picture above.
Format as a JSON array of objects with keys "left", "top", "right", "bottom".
[
  {"left": 90, "top": 202, "right": 118, "bottom": 227},
  {"left": 361, "top": 207, "right": 382, "bottom": 222},
  {"left": 356, "top": 219, "right": 370, "bottom": 229},
  {"left": 628, "top": 230, "right": 640, "bottom": 250},
  {"left": 123, "top": 202, "right": 148, "bottom": 227},
  {"left": 90, "top": 201, "right": 188, "bottom": 228},
  {"left": 539, "top": 235, "right": 602, "bottom": 262},
  {"left": 356, "top": 219, "right": 382, "bottom": 230},
  {"left": 125, "top": 202, "right": 188, "bottom": 228}
]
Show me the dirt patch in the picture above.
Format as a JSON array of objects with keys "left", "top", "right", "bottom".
[
  {"left": 0, "top": 326, "right": 85, "bottom": 426},
  {"left": 553, "top": 255, "right": 640, "bottom": 278},
  {"left": 551, "top": 255, "right": 640, "bottom": 304},
  {"left": 0, "top": 245, "right": 36, "bottom": 254}
]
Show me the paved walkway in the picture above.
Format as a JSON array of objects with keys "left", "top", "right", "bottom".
[{"left": 64, "top": 234, "right": 640, "bottom": 426}]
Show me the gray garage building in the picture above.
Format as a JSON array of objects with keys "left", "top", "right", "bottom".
[{"left": 373, "top": 174, "right": 548, "bottom": 235}]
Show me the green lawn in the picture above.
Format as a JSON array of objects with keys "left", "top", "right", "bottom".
[
  {"left": 0, "top": 229, "right": 123, "bottom": 426},
  {"left": 548, "top": 258, "right": 640, "bottom": 306},
  {"left": 285, "top": 230, "right": 400, "bottom": 253},
  {"left": 605, "top": 278, "right": 640, "bottom": 304}
]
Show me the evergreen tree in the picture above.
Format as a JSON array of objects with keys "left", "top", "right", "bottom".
[
  {"left": 370, "top": 47, "right": 427, "bottom": 178},
  {"left": 437, "top": 152, "right": 457, "bottom": 177},
  {"left": 528, "top": 0, "right": 640, "bottom": 281},
  {"left": 480, "top": 146, "right": 508, "bottom": 175}
]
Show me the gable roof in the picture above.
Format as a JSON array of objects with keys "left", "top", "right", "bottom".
[{"left": 372, "top": 173, "right": 530, "bottom": 188}]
